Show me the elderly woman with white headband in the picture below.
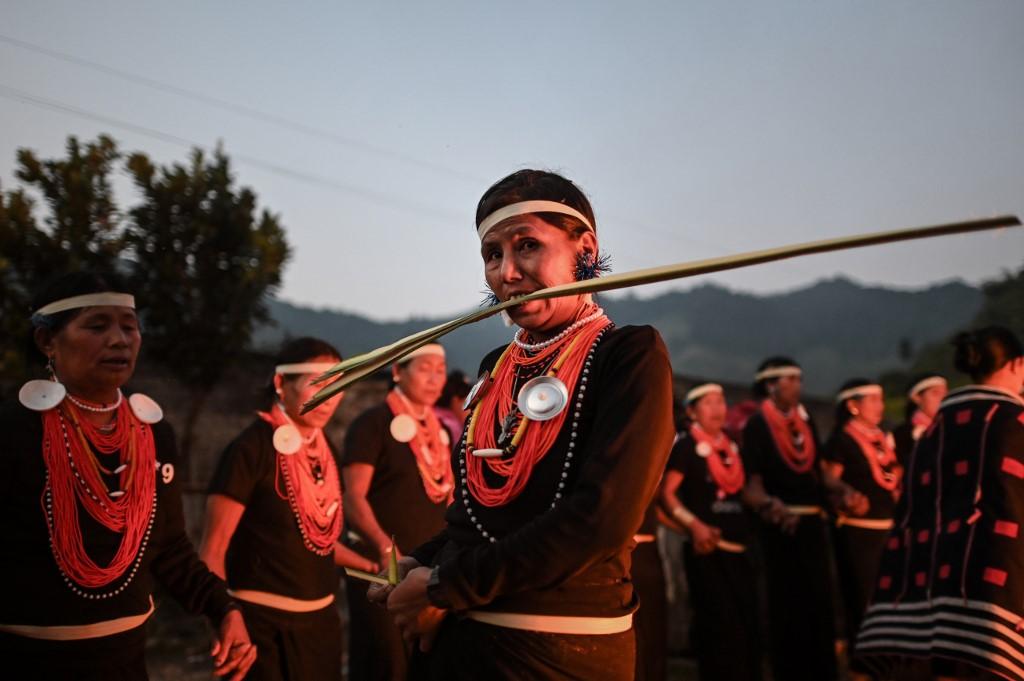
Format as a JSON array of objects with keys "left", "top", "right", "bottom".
[
  {"left": 342, "top": 342, "right": 453, "bottom": 681},
  {"left": 0, "top": 272, "right": 255, "bottom": 680},
  {"left": 822, "top": 379, "right": 902, "bottom": 681},
  {"left": 368, "top": 169, "right": 675, "bottom": 680},
  {"left": 660, "top": 382, "right": 761, "bottom": 681},
  {"left": 201, "top": 337, "right": 376, "bottom": 680}
]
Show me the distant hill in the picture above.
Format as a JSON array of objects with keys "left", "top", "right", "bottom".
[{"left": 255, "top": 277, "right": 983, "bottom": 395}]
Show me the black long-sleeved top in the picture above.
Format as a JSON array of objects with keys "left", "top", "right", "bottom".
[
  {"left": 410, "top": 325, "right": 675, "bottom": 618},
  {"left": 0, "top": 400, "right": 232, "bottom": 664},
  {"left": 741, "top": 407, "right": 825, "bottom": 507},
  {"left": 823, "top": 428, "right": 899, "bottom": 520}
]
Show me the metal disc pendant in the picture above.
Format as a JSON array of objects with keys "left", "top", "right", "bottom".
[
  {"left": 129, "top": 393, "right": 163, "bottom": 424},
  {"left": 517, "top": 376, "right": 569, "bottom": 422},
  {"left": 273, "top": 424, "right": 302, "bottom": 455},
  {"left": 19, "top": 380, "right": 66, "bottom": 412},
  {"left": 463, "top": 371, "right": 490, "bottom": 412},
  {"left": 390, "top": 414, "right": 417, "bottom": 443},
  {"left": 472, "top": 448, "right": 505, "bottom": 458}
]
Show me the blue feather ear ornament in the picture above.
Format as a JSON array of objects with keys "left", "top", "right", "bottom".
[{"left": 575, "top": 251, "right": 612, "bottom": 281}]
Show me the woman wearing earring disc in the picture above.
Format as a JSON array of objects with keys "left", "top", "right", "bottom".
[
  {"left": 0, "top": 272, "right": 254, "bottom": 680},
  {"left": 822, "top": 379, "right": 902, "bottom": 680},
  {"left": 201, "top": 337, "right": 376, "bottom": 680},
  {"left": 342, "top": 343, "right": 453, "bottom": 681},
  {"left": 374, "top": 169, "right": 675, "bottom": 680}
]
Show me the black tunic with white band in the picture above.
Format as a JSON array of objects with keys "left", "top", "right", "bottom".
[
  {"left": 0, "top": 399, "right": 233, "bottom": 673},
  {"left": 410, "top": 325, "right": 675, "bottom": 679},
  {"left": 856, "top": 385, "right": 1024, "bottom": 681}
]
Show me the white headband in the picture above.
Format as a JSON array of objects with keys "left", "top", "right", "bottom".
[
  {"left": 836, "top": 384, "right": 883, "bottom": 404},
  {"left": 908, "top": 376, "right": 947, "bottom": 398},
  {"left": 685, "top": 383, "right": 723, "bottom": 405},
  {"left": 275, "top": 362, "right": 338, "bottom": 375},
  {"left": 477, "top": 200, "right": 594, "bottom": 241},
  {"left": 755, "top": 366, "right": 802, "bottom": 382},
  {"left": 34, "top": 293, "right": 135, "bottom": 317},
  {"left": 400, "top": 343, "right": 446, "bottom": 362}
]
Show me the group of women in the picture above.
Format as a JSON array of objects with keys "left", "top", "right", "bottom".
[{"left": 1, "top": 167, "right": 1021, "bottom": 681}]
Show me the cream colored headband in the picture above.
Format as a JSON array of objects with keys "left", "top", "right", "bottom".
[
  {"left": 836, "top": 384, "right": 882, "bottom": 404},
  {"left": 276, "top": 363, "right": 338, "bottom": 375},
  {"left": 477, "top": 200, "right": 594, "bottom": 241},
  {"left": 908, "top": 376, "right": 946, "bottom": 398},
  {"left": 34, "top": 293, "right": 135, "bottom": 317},
  {"left": 685, "top": 383, "right": 723, "bottom": 405},
  {"left": 754, "top": 366, "right": 802, "bottom": 381},
  {"left": 399, "top": 343, "right": 445, "bottom": 361}
]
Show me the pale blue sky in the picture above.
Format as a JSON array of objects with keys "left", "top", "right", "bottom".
[{"left": 2, "top": 1, "right": 1022, "bottom": 320}]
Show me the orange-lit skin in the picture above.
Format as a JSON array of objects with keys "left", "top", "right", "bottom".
[
  {"left": 481, "top": 215, "right": 598, "bottom": 341},
  {"left": 35, "top": 305, "right": 141, "bottom": 413},
  {"left": 393, "top": 354, "right": 447, "bottom": 409},
  {"left": 275, "top": 353, "right": 345, "bottom": 434}
]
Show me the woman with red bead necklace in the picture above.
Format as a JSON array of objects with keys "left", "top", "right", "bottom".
[
  {"left": 660, "top": 383, "right": 761, "bottom": 681},
  {"left": 822, "top": 379, "right": 903, "bottom": 680},
  {"left": 740, "top": 356, "right": 863, "bottom": 681},
  {"left": 0, "top": 272, "right": 254, "bottom": 680},
  {"left": 372, "top": 169, "right": 675, "bottom": 680},
  {"left": 200, "top": 337, "right": 377, "bottom": 680},
  {"left": 892, "top": 372, "right": 948, "bottom": 467}
]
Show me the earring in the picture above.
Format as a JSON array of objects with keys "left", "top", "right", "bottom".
[
  {"left": 574, "top": 251, "right": 612, "bottom": 281},
  {"left": 850, "top": 407, "right": 860, "bottom": 416},
  {"left": 19, "top": 355, "right": 67, "bottom": 412}
]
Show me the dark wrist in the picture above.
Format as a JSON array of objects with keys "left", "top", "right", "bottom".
[
  {"left": 426, "top": 566, "right": 452, "bottom": 609},
  {"left": 217, "top": 600, "right": 242, "bottom": 624}
]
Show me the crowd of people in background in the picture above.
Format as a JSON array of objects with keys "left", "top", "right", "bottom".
[{"left": 2, "top": 168, "right": 1022, "bottom": 681}]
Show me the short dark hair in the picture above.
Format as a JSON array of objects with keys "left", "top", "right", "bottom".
[
  {"left": 476, "top": 169, "right": 596, "bottom": 239},
  {"left": 952, "top": 326, "right": 1022, "bottom": 382},
  {"left": 752, "top": 356, "right": 800, "bottom": 398},
  {"left": 265, "top": 336, "right": 342, "bottom": 403},
  {"left": 28, "top": 271, "right": 132, "bottom": 363},
  {"left": 439, "top": 370, "right": 471, "bottom": 405},
  {"left": 834, "top": 378, "right": 875, "bottom": 426}
]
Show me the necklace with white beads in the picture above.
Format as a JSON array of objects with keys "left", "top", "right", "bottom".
[
  {"left": 67, "top": 390, "right": 123, "bottom": 413},
  {"left": 513, "top": 307, "right": 606, "bottom": 352}
]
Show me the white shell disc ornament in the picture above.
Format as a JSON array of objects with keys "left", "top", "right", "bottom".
[
  {"left": 517, "top": 377, "right": 569, "bottom": 422},
  {"left": 390, "top": 414, "right": 417, "bottom": 443},
  {"left": 128, "top": 393, "right": 163, "bottom": 424},
  {"left": 18, "top": 380, "right": 67, "bottom": 412},
  {"left": 696, "top": 442, "right": 713, "bottom": 458},
  {"left": 273, "top": 424, "right": 302, "bottom": 455}
]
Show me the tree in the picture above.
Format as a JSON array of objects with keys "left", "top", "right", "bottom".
[
  {"left": 125, "top": 146, "right": 289, "bottom": 479},
  {"left": 0, "top": 136, "right": 123, "bottom": 387}
]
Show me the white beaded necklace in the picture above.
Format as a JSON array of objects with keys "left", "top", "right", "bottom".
[
  {"left": 513, "top": 307, "right": 606, "bottom": 352},
  {"left": 67, "top": 390, "right": 123, "bottom": 413}
]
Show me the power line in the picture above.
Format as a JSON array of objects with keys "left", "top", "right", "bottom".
[
  {"left": 0, "top": 33, "right": 485, "bottom": 185},
  {"left": 0, "top": 83, "right": 465, "bottom": 224}
]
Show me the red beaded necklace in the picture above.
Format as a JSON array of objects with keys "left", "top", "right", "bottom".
[
  {"left": 40, "top": 398, "right": 156, "bottom": 589},
  {"left": 760, "top": 399, "right": 816, "bottom": 473},
  {"left": 465, "top": 312, "right": 610, "bottom": 507},
  {"left": 844, "top": 420, "right": 901, "bottom": 492},
  {"left": 689, "top": 423, "right": 745, "bottom": 495},
  {"left": 260, "top": 406, "right": 343, "bottom": 555},
  {"left": 385, "top": 390, "right": 454, "bottom": 505}
]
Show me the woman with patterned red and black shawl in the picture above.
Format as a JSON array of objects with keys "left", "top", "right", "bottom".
[
  {"left": 857, "top": 326, "right": 1024, "bottom": 681},
  {"left": 0, "top": 272, "right": 254, "bottom": 680},
  {"left": 822, "top": 379, "right": 903, "bottom": 680},
  {"left": 369, "top": 170, "right": 675, "bottom": 680},
  {"left": 740, "top": 356, "right": 863, "bottom": 681},
  {"left": 201, "top": 337, "right": 377, "bottom": 680}
]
